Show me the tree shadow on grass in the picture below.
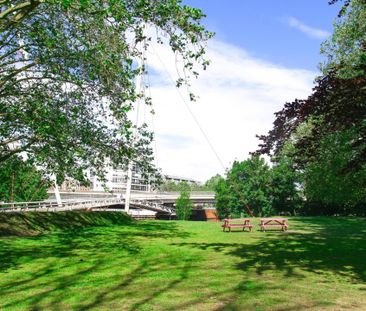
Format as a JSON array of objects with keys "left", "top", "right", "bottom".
[
  {"left": 1, "top": 217, "right": 365, "bottom": 310},
  {"left": 174, "top": 217, "right": 366, "bottom": 283},
  {"left": 75, "top": 258, "right": 194, "bottom": 311},
  {"left": 0, "top": 211, "right": 133, "bottom": 237},
  {"left": 0, "top": 218, "right": 190, "bottom": 272},
  {"left": 0, "top": 219, "right": 194, "bottom": 310}
]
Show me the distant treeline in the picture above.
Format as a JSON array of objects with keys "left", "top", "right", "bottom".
[{"left": 159, "top": 174, "right": 222, "bottom": 192}]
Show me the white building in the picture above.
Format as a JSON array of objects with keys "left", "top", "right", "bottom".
[
  {"left": 92, "top": 165, "right": 150, "bottom": 192},
  {"left": 60, "top": 164, "right": 150, "bottom": 193},
  {"left": 60, "top": 168, "right": 200, "bottom": 194}
]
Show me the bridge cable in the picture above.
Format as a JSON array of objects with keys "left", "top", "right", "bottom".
[
  {"left": 151, "top": 46, "right": 254, "bottom": 217},
  {"left": 145, "top": 61, "right": 160, "bottom": 169}
]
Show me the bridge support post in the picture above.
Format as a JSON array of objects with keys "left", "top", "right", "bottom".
[
  {"left": 124, "top": 162, "right": 133, "bottom": 213},
  {"left": 52, "top": 175, "right": 62, "bottom": 207}
]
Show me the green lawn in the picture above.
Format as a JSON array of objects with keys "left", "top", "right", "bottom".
[{"left": 0, "top": 213, "right": 365, "bottom": 310}]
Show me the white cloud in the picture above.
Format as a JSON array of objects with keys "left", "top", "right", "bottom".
[
  {"left": 138, "top": 39, "right": 315, "bottom": 182},
  {"left": 287, "top": 17, "right": 330, "bottom": 39}
]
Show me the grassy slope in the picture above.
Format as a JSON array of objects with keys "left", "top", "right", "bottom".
[
  {"left": 0, "top": 211, "right": 132, "bottom": 237},
  {"left": 0, "top": 214, "right": 365, "bottom": 310}
]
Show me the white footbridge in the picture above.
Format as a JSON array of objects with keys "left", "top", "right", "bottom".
[
  {"left": 0, "top": 198, "right": 175, "bottom": 215},
  {"left": 0, "top": 192, "right": 215, "bottom": 217}
]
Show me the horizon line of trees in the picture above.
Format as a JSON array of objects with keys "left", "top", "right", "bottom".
[{"left": 159, "top": 174, "right": 222, "bottom": 192}]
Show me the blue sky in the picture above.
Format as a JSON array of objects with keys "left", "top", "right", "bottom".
[
  {"left": 145, "top": 1, "right": 341, "bottom": 181},
  {"left": 183, "top": 0, "right": 340, "bottom": 70}
]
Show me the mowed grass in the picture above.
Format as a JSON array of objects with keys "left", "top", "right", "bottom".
[{"left": 0, "top": 213, "right": 365, "bottom": 310}]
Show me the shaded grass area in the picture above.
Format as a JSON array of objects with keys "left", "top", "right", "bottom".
[
  {"left": 0, "top": 214, "right": 365, "bottom": 310},
  {"left": 0, "top": 211, "right": 132, "bottom": 236}
]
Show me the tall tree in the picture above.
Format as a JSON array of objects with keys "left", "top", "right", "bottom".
[
  {"left": 0, "top": 0, "right": 213, "bottom": 184},
  {"left": 255, "top": 0, "right": 366, "bottom": 215},
  {"left": 303, "top": 129, "right": 366, "bottom": 212},
  {"left": 256, "top": 0, "right": 366, "bottom": 167},
  {"left": 215, "top": 157, "right": 274, "bottom": 218}
]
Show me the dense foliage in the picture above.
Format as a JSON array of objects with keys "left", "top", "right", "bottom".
[
  {"left": 0, "top": 0, "right": 213, "bottom": 184},
  {"left": 0, "top": 156, "right": 49, "bottom": 202},
  {"left": 215, "top": 156, "right": 301, "bottom": 219},
  {"left": 255, "top": 73, "right": 366, "bottom": 172},
  {"left": 302, "top": 129, "right": 366, "bottom": 214}
]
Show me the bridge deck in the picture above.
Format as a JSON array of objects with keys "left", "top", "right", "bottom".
[{"left": 0, "top": 198, "right": 175, "bottom": 215}]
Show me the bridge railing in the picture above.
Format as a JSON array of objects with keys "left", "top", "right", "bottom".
[
  {"left": 0, "top": 200, "right": 60, "bottom": 210},
  {"left": 0, "top": 198, "right": 124, "bottom": 212},
  {"left": 0, "top": 198, "right": 176, "bottom": 214}
]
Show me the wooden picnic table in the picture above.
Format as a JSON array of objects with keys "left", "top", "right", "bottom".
[
  {"left": 222, "top": 218, "right": 253, "bottom": 232},
  {"left": 259, "top": 218, "right": 288, "bottom": 231}
]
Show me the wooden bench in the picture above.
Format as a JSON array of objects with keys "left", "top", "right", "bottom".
[
  {"left": 259, "top": 218, "right": 288, "bottom": 231},
  {"left": 222, "top": 218, "right": 253, "bottom": 232}
]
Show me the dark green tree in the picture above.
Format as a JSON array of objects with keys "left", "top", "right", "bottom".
[
  {"left": 303, "top": 129, "right": 366, "bottom": 214},
  {"left": 214, "top": 176, "right": 235, "bottom": 219},
  {"left": 215, "top": 156, "right": 302, "bottom": 218},
  {"left": 271, "top": 155, "right": 302, "bottom": 215},
  {"left": 215, "top": 157, "right": 273, "bottom": 218}
]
